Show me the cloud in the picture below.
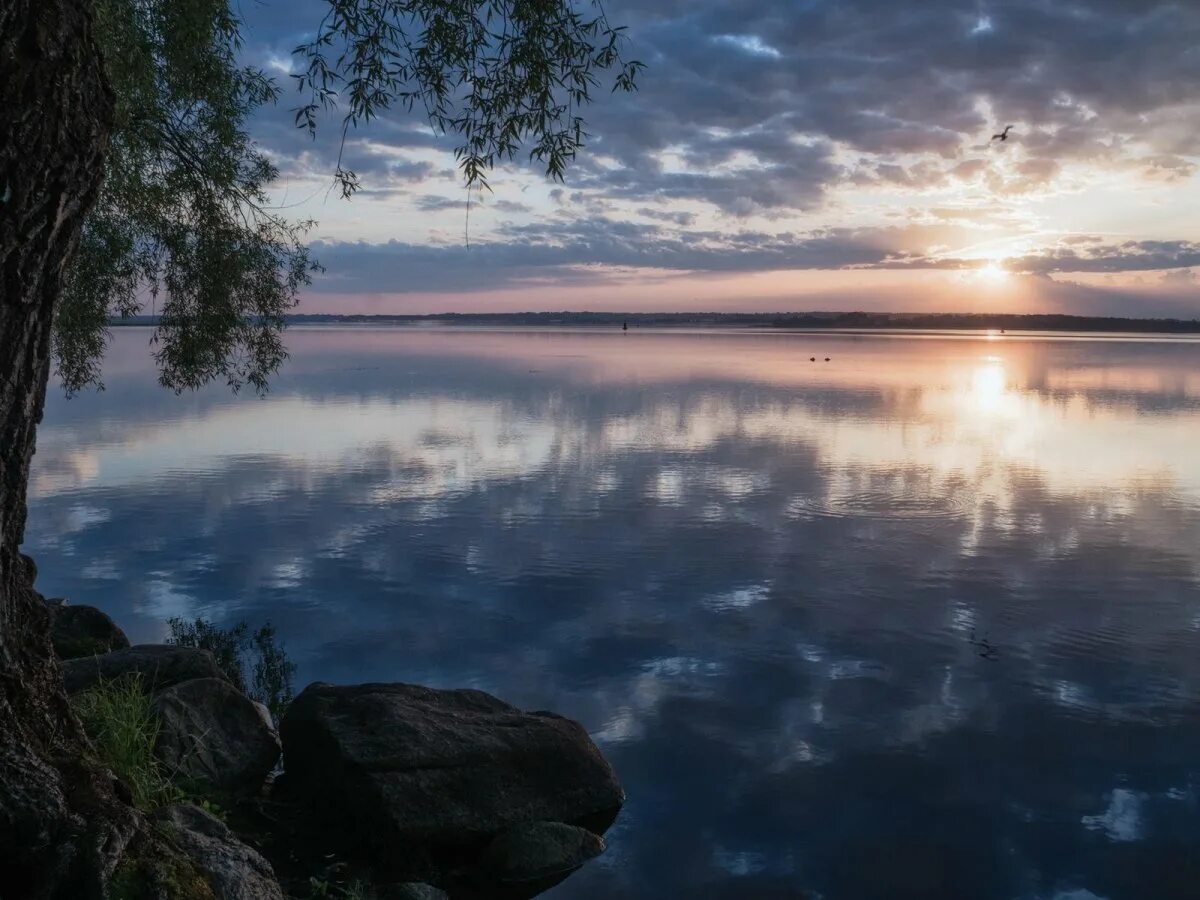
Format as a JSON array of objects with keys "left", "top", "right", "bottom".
[
  {"left": 307, "top": 220, "right": 1200, "bottom": 298},
  {"left": 1012, "top": 242, "right": 1200, "bottom": 275},
  {"left": 234, "top": 0, "right": 1200, "bottom": 299},
  {"left": 1161, "top": 268, "right": 1197, "bottom": 286},
  {"left": 307, "top": 220, "right": 949, "bottom": 294},
  {"left": 248, "top": 1, "right": 1200, "bottom": 207},
  {"left": 637, "top": 208, "right": 699, "bottom": 227}
]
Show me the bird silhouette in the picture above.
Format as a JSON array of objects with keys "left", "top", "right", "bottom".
[
  {"left": 991, "top": 125, "right": 1014, "bottom": 142},
  {"left": 810, "top": 357, "right": 816, "bottom": 362}
]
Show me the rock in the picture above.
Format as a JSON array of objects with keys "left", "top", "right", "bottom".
[
  {"left": 152, "top": 678, "right": 280, "bottom": 792},
  {"left": 280, "top": 682, "right": 624, "bottom": 863},
  {"left": 151, "top": 803, "right": 284, "bottom": 900},
  {"left": 250, "top": 700, "right": 275, "bottom": 735},
  {"left": 48, "top": 602, "right": 130, "bottom": 659},
  {"left": 379, "top": 883, "right": 450, "bottom": 900},
  {"left": 62, "top": 644, "right": 230, "bottom": 695},
  {"left": 477, "top": 821, "right": 605, "bottom": 888},
  {"left": 19, "top": 552, "right": 37, "bottom": 583}
]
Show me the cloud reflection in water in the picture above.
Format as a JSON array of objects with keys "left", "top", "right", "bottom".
[{"left": 25, "top": 327, "right": 1200, "bottom": 900}]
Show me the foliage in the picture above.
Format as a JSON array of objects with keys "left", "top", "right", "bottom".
[
  {"left": 294, "top": 0, "right": 643, "bottom": 195},
  {"left": 250, "top": 622, "right": 297, "bottom": 719},
  {"left": 166, "top": 616, "right": 296, "bottom": 719},
  {"left": 57, "top": 0, "right": 640, "bottom": 395},
  {"left": 58, "top": 0, "right": 317, "bottom": 396},
  {"left": 166, "top": 616, "right": 249, "bottom": 691},
  {"left": 73, "top": 675, "right": 175, "bottom": 810}
]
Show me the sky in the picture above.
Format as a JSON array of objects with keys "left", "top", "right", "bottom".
[{"left": 239, "top": 0, "right": 1200, "bottom": 317}]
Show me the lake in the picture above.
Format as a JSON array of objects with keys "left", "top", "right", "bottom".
[{"left": 25, "top": 326, "right": 1200, "bottom": 900}]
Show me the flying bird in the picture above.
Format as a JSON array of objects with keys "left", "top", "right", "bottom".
[{"left": 991, "top": 125, "right": 1014, "bottom": 142}]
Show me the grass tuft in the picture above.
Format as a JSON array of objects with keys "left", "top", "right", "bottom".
[{"left": 73, "top": 674, "right": 175, "bottom": 810}]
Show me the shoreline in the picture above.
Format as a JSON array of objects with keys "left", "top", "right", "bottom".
[{"left": 105, "top": 310, "right": 1200, "bottom": 336}]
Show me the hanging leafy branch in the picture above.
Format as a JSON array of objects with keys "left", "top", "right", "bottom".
[
  {"left": 56, "top": 0, "right": 641, "bottom": 395},
  {"left": 293, "top": 0, "right": 643, "bottom": 197},
  {"left": 58, "top": 0, "right": 319, "bottom": 395}
]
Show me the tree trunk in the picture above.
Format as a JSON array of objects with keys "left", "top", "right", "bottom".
[{"left": 0, "top": 0, "right": 138, "bottom": 896}]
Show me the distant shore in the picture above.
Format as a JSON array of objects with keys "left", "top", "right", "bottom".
[{"left": 110, "top": 311, "right": 1200, "bottom": 334}]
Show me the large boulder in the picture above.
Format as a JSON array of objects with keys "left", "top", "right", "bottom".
[
  {"left": 48, "top": 602, "right": 130, "bottom": 659},
  {"left": 152, "top": 678, "right": 280, "bottom": 791},
  {"left": 63, "top": 644, "right": 229, "bottom": 695},
  {"left": 151, "top": 804, "right": 284, "bottom": 900},
  {"left": 280, "top": 682, "right": 623, "bottom": 859}
]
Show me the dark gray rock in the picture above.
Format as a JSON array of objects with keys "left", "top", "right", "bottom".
[
  {"left": 151, "top": 803, "right": 284, "bottom": 899},
  {"left": 280, "top": 682, "right": 624, "bottom": 859},
  {"left": 478, "top": 821, "right": 605, "bottom": 887},
  {"left": 62, "top": 644, "right": 229, "bottom": 695},
  {"left": 48, "top": 602, "right": 130, "bottom": 659},
  {"left": 152, "top": 677, "right": 280, "bottom": 791},
  {"left": 379, "top": 883, "right": 450, "bottom": 900},
  {"left": 19, "top": 552, "right": 36, "bottom": 584}
]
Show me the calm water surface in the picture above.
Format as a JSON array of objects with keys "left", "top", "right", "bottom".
[{"left": 25, "top": 327, "right": 1200, "bottom": 899}]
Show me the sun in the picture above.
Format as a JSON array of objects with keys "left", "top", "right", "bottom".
[{"left": 977, "top": 260, "right": 1010, "bottom": 283}]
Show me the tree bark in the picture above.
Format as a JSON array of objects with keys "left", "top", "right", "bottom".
[{"left": 1, "top": 0, "right": 138, "bottom": 896}]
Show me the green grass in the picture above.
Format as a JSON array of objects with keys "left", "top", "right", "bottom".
[{"left": 73, "top": 675, "right": 176, "bottom": 810}]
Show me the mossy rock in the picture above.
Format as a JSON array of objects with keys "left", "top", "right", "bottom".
[
  {"left": 109, "top": 804, "right": 284, "bottom": 900},
  {"left": 108, "top": 847, "right": 215, "bottom": 900}
]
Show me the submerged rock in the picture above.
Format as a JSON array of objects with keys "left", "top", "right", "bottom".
[
  {"left": 153, "top": 677, "right": 280, "bottom": 792},
  {"left": 62, "top": 644, "right": 229, "bottom": 695},
  {"left": 48, "top": 602, "right": 130, "bottom": 659},
  {"left": 280, "top": 682, "right": 623, "bottom": 868},
  {"left": 151, "top": 803, "right": 284, "bottom": 900},
  {"left": 477, "top": 821, "right": 605, "bottom": 892}
]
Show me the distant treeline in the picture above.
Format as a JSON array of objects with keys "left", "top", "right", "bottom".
[{"left": 110, "top": 311, "right": 1200, "bottom": 333}]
